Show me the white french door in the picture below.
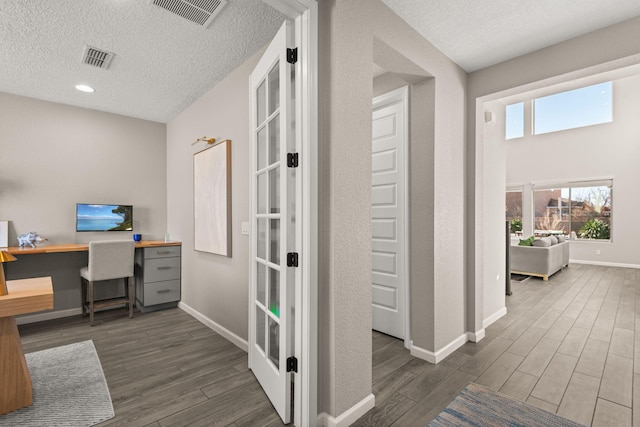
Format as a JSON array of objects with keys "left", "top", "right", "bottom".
[
  {"left": 371, "top": 86, "right": 409, "bottom": 344},
  {"left": 249, "top": 20, "right": 297, "bottom": 424}
]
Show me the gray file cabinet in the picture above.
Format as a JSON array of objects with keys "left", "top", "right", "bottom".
[{"left": 135, "top": 245, "right": 181, "bottom": 313}]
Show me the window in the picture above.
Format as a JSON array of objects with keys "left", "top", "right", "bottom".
[
  {"left": 505, "top": 102, "right": 524, "bottom": 140},
  {"left": 505, "top": 189, "right": 523, "bottom": 234},
  {"left": 533, "top": 181, "right": 612, "bottom": 240},
  {"left": 533, "top": 82, "right": 612, "bottom": 135},
  {"left": 505, "top": 82, "right": 613, "bottom": 139}
]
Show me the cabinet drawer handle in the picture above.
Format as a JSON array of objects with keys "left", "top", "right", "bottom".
[
  {"left": 157, "top": 289, "right": 171, "bottom": 294},
  {"left": 156, "top": 251, "right": 171, "bottom": 255},
  {"left": 157, "top": 266, "right": 172, "bottom": 270}
]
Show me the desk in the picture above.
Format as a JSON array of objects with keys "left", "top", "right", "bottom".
[
  {"left": 6, "top": 240, "right": 181, "bottom": 255},
  {"left": 0, "top": 277, "right": 53, "bottom": 414},
  {"left": 5, "top": 241, "right": 182, "bottom": 319}
]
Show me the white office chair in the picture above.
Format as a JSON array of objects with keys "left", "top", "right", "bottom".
[{"left": 80, "top": 240, "right": 135, "bottom": 326}]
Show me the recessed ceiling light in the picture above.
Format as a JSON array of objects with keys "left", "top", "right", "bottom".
[{"left": 75, "top": 84, "right": 94, "bottom": 93}]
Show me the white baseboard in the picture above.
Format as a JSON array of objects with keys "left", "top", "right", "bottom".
[
  {"left": 483, "top": 307, "right": 507, "bottom": 329},
  {"left": 467, "top": 329, "right": 485, "bottom": 343},
  {"left": 16, "top": 308, "right": 82, "bottom": 325},
  {"left": 178, "top": 301, "right": 248, "bottom": 352},
  {"left": 410, "top": 333, "right": 467, "bottom": 364},
  {"left": 569, "top": 259, "right": 640, "bottom": 269},
  {"left": 317, "top": 394, "right": 375, "bottom": 427}
]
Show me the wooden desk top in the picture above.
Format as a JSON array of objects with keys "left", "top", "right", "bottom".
[
  {"left": 5, "top": 240, "right": 181, "bottom": 255},
  {"left": 0, "top": 277, "right": 53, "bottom": 317}
]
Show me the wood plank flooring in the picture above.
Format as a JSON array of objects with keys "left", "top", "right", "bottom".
[
  {"left": 16, "top": 308, "right": 286, "bottom": 427},
  {"left": 10, "top": 263, "right": 637, "bottom": 426},
  {"left": 355, "top": 263, "right": 639, "bottom": 426}
]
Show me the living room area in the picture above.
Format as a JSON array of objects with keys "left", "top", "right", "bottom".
[{"left": 502, "top": 68, "right": 640, "bottom": 281}]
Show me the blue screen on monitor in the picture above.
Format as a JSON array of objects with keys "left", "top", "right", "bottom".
[{"left": 76, "top": 204, "right": 133, "bottom": 232}]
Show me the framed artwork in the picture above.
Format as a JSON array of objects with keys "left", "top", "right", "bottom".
[
  {"left": 0, "top": 221, "right": 7, "bottom": 247},
  {"left": 193, "top": 140, "right": 232, "bottom": 256}
]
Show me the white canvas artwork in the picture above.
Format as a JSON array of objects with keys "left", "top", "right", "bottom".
[
  {"left": 193, "top": 140, "right": 232, "bottom": 256},
  {"left": 0, "top": 221, "right": 7, "bottom": 247}
]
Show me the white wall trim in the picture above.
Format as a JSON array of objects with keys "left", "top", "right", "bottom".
[
  {"left": 569, "top": 259, "right": 640, "bottom": 269},
  {"left": 16, "top": 308, "right": 82, "bottom": 325},
  {"left": 483, "top": 306, "right": 507, "bottom": 329},
  {"left": 178, "top": 302, "right": 248, "bottom": 352},
  {"left": 410, "top": 333, "right": 468, "bottom": 364},
  {"left": 467, "top": 329, "right": 485, "bottom": 343},
  {"left": 317, "top": 394, "right": 375, "bottom": 427}
]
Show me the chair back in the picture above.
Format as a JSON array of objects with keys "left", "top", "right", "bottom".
[{"left": 86, "top": 240, "right": 135, "bottom": 282}]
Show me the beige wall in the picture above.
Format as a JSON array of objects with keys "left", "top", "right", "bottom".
[
  {"left": 467, "top": 15, "right": 640, "bottom": 336},
  {"left": 0, "top": 92, "right": 166, "bottom": 311},
  {"left": 166, "top": 47, "right": 264, "bottom": 342},
  {"left": 319, "top": 0, "right": 467, "bottom": 417}
]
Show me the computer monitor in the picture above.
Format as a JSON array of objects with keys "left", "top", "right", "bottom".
[{"left": 76, "top": 204, "right": 133, "bottom": 232}]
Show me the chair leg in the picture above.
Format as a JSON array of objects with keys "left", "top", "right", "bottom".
[
  {"left": 81, "top": 278, "right": 87, "bottom": 317},
  {"left": 89, "top": 281, "right": 95, "bottom": 326},
  {"left": 128, "top": 276, "right": 133, "bottom": 319}
]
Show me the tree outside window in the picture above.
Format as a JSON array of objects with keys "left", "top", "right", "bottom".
[{"left": 533, "top": 184, "right": 611, "bottom": 239}]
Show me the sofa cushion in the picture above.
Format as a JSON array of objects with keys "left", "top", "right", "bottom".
[
  {"left": 549, "top": 235, "right": 558, "bottom": 245},
  {"left": 557, "top": 235, "right": 566, "bottom": 243},
  {"left": 533, "top": 237, "right": 552, "bottom": 247},
  {"left": 519, "top": 236, "right": 535, "bottom": 246}
]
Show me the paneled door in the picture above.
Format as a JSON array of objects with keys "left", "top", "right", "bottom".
[
  {"left": 248, "top": 20, "right": 296, "bottom": 424},
  {"left": 371, "top": 86, "right": 409, "bottom": 342}
]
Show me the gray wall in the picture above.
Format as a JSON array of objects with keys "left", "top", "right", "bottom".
[
  {"left": 506, "top": 74, "right": 640, "bottom": 266},
  {"left": 166, "top": 47, "right": 263, "bottom": 343},
  {"left": 0, "top": 92, "right": 167, "bottom": 312},
  {"left": 319, "top": 0, "right": 467, "bottom": 417},
  {"left": 466, "top": 15, "right": 640, "bottom": 336}
]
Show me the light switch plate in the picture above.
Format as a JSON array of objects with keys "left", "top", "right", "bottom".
[{"left": 241, "top": 222, "right": 249, "bottom": 235}]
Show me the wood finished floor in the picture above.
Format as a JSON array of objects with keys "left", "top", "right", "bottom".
[
  {"left": 355, "top": 263, "right": 639, "bottom": 426},
  {"left": 12, "top": 263, "right": 637, "bottom": 426},
  {"left": 16, "top": 308, "right": 287, "bottom": 427}
]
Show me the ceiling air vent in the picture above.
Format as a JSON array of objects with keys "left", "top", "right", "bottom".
[
  {"left": 82, "top": 46, "right": 114, "bottom": 69},
  {"left": 150, "top": 0, "right": 228, "bottom": 28}
]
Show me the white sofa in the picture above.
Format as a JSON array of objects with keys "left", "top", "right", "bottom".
[{"left": 510, "top": 236, "right": 570, "bottom": 281}]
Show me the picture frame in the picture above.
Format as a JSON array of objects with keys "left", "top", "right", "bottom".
[{"left": 193, "top": 139, "right": 232, "bottom": 256}]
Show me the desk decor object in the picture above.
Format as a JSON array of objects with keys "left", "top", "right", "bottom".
[
  {"left": 193, "top": 139, "right": 232, "bottom": 256},
  {"left": 0, "top": 277, "right": 53, "bottom": 415},
  {"left": 17, "top": 232, "right": 47, "bottom": 248},
  {"left": 0, "top": 251, "right": 17, "bottom": 296}
]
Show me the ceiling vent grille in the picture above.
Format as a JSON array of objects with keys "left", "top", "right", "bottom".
[
  {"left": 150, "top": 0, "right": 227, "bottom": 28},
  {"left": 82, "top": 46, "right": 114, "bottom": 69}
]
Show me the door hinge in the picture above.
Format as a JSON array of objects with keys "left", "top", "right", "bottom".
[
  {"left": 287, "top": 152, "right": 299, "bottom": 168},
  {"left": 287, "top": 47, "right": 298, "bottom": 64},
  {"left": 286, "top": 356, "right": 298, "bottom": 373},
  {"left": 287, "top": 252, "right": 299, "bottom": 267}
]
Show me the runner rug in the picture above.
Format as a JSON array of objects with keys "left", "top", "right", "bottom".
[{"left": 428, "top": 383, "right": 584, "bottom": 427}]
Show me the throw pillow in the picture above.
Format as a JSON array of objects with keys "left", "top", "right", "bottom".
[
  {"left": 549, "top": 235, "right": 558, "bottom": 245},
  {"left": 556, "top": 235, "right": 566, "bottom": 243},
  {"left": 518, "top": 236, "right": 535, "bottom": 246},
  {"left": 533, "top": 237, "right": 552, "bottom": 247}
]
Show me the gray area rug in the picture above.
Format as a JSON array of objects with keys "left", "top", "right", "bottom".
[
  {"left": 0, "top": 340, "right": 115, "bottom": 427},
  {"left": 428, "top": 383, "right": 585, "bottom": 427}
]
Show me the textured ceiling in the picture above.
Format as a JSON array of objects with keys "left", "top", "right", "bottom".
[
  {"left": 381, "top": 0, "right": 640, "bottom": 72},
  {"left": 2, "top": 1, "right": 640, "bottom": 123},
  {"left": 0, "top": 0, "right": 285, "bottom": 123}
]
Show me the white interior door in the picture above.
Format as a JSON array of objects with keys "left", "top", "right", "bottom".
[
  {"left": 371, "top": 86, "right": 409, "bottom": 342},
  {"left": 249, "top": 20, "right": 296, "bottom": 424}
]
